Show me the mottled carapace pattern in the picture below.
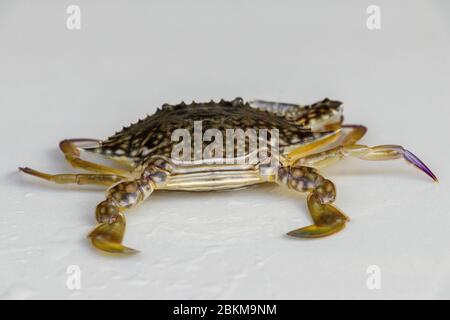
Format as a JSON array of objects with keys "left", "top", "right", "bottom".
[{"left": 85, "top": 97, "right": 341, "bottom": 165}]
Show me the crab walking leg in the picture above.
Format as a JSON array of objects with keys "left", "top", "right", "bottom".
[
  {"left": 277, "top": 166, "right": 349, "bottom": 237},
  {"left": 303, "top": 125, "right": 367, "bottom": 154},
  {"left": 88, "top": 178, "right": 155, "bottom": 254},
  {"left": 88, "top": 160, "right": 173, "bottom": 254},
  {"left": 295, "top": 144, "right": 438, "bottom": 181},
  {"left": 19, "top": 167, "right": 126, "bottom": 187},
  {"left": 339, "top": 125, "right": 367, "bottom": 146},
  {"left": 59, "top": 139, "right": 131, "bottom": 176}
]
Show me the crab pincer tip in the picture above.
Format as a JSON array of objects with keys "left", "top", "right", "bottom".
[{"left": 403, "top": 149, "right": 438, "bottom": 182}]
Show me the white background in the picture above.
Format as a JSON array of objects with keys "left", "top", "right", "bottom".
[{"left": 1, "top": 0, "right": 449, "bottom": 299}]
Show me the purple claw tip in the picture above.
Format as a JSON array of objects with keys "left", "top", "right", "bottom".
[{"left": 403, "top": 149, "right": 438, "bottom": 182}]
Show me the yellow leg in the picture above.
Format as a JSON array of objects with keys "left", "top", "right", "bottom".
[
  {"left": 277, "top": 166, "right": 349, "bottom": 238},
  {"left": 340, "top": 125, "right": 367, "bottom": 146},
  {"left": 59, "top": 139, "right": 130, "bottom": 177},
  {"left": 295, "top": 144, "right": 437, "bottom": 182},
  {"left": 88, "top": 160, "right": 175, "bottom": 254},
  {"left": 19, "top": 167, "right": 125, "bottom": 187},
  {"left": 88, "top": 178, "right": 156, "bottom": 254}
]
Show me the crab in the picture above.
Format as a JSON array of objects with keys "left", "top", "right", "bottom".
[{"left": 19, "top": 97, "right": 437, "bottom": 254}]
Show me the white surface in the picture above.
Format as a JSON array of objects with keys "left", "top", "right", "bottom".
[{"left": 1, "top": 0, "right": 450, "bottom": 299}]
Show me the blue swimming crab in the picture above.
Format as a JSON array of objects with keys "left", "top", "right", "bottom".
[{"left": 20, "top": 98, "right": 437, "bottom": 254}]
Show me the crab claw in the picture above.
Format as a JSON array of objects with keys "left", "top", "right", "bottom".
[{"left": 88, "top": 213, "right": 139, "bottom": 254}]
